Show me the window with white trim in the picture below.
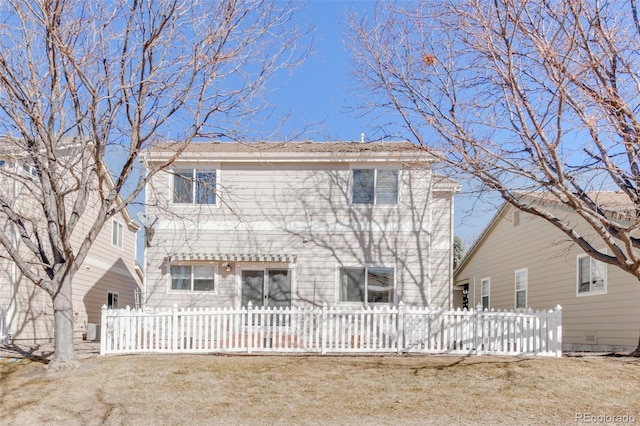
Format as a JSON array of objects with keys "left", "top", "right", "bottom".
[
  {"left": 21, "top": 161, "right": 37, "bottom": 178},
  {"left": 481, "top": 278, "right": 490, "bottom": 310},
  {"left": 112, "top": 219, "right": 124, "bottom": 249},
  {"left": 107, "top": 292, "right": 119, "bottom": 309},
  {"left": 352, "top": 169, "right": 398, "bottom": 205},
  {"left": 515, "top": 269, "right": 527, "bottom": 309},
  {"left": 173, "top": 169, "right": 216, "bottom": 205},
  {"left": 339, "top": 266, "right": 394, "bottom": 304},
  {"left": 577, "top": 254, "right": 606, "bottom": 295},
  {"left": 170, "top": 264, "right": 216, "bottom": 292}
]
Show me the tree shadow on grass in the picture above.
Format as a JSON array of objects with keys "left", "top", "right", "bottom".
[{"left": 0, "top": 344, "right": 52, "bottom": 364}]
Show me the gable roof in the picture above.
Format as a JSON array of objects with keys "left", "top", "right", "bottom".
[
  {"left": 455, "top": 191, "right": 636, "bottom": 275},
  {"left": 454, "top": 202, "right": 509, "bottom": 276},
  {"left": 518, "top": 191, "right": 637, "bottom": 222}
]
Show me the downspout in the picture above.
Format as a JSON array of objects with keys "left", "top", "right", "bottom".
[
  {"left": 426, "top": 169, "right": 433, "bottom": 307},
  {"left": 449, "top": 193, "right": 455, "bottom": 310},
  {"left": 142, "top": 158, "right": 149, "bottom": 309}
]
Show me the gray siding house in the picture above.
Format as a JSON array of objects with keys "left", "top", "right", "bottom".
[
  {"left": 142, "top": 141, "right": 459, "bottom": 310},
  {"left": 455, "top": 195, "right": 640, "bottom": 352}
]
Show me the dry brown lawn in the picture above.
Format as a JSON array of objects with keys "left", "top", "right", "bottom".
[{"left": 1, "top": 352, "right": 639, "bottom": 425}]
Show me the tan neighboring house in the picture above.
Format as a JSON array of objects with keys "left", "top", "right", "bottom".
[
  {"left": 0, "top": 150, "right": 142, "bottom": 343},
  {"left": 454, "top": 193, "right": 640, "bottom": 352},
  {"left": 142, "top": 141, "right": 459, "bottom": 310}
]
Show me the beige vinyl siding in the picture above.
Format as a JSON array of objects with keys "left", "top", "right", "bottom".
[
  {"left": 1, "top": 178, "right": 141, "bottom": 342},
  {"left": 145, "top": 159, "right": 455, "bottom": 310},
  {"left": 68, "top": 195, "right": 141, "bottom": 337},
  {"left": 455, "top": 204, "right": 640, "bottom": 351}
]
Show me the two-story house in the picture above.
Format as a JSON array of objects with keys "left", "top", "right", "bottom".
[
  {"left": 0, "top": 147, "right": 142, "bottom": 343},
  {"left": 142, "top": 141, "right": 459, "bottom": 310}
]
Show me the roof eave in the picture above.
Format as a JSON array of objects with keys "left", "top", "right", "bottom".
[{"left": 144, "top": 151, "right": 437, "bottom": 163}]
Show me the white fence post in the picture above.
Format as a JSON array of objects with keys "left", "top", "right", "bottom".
[
  {"left": 396, "top": 301, "right": 404, "bottom": 355},
  {"left": 247, "top": 302, "right": 253, "bottom": 354},
  {"left": 555, "top": 305, "right": 563, "bottom": 357},
  {"left": 321, "top": 302, "right": 327, "bottom": 355},
  {"left": 171, "top": 304, "right": 178, "bottom": 353},
  {"left": 475, "top": 303, "right": 482, "bottom": 356},
  {"left": 100, "top": 305, "right": 108, "bottom": 355}
]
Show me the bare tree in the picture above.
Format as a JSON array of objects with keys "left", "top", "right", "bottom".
[
  {"left": 0, "top": 0, "right": 307, "bottom": 369},
  {"left": 348, "top": 0, "right": 640, "bottom": 352}
]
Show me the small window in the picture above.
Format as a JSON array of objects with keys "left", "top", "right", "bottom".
[
  {"left": 173, "top": 169, "right": 216, "bottom": 205},
  {"left": 0, "top": 159, "right": 5, "bottom": 168},
  {"left": 112, "top": 220, "right": 124, "bottom": 249},
  {"left": 481, "top": 278, "right": 490, "bottom": 310},
  {"left": 515, "top": 269, "right": 527, "bottom": 309},
  {"left": 107, "top": 292, "right": 119, "bottom": 309},
  {"left": 22, "top": 162, "right": 37, "bottom": 177},
  {"left": 339, "top": 266, "right": 394, "bottom": 304},
  {"left": 352, "top": 169, "right": 398, "bottom": 205},
  {"left": 577, "top": 254, "right": 606, "bottom": 295},
  {"left": 171, "top": 264, "right": 216, "bottom": 292}
]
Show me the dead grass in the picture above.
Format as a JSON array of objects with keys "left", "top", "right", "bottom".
[{"left": 1, "top": 354, "right": 639, "bottom": 425}]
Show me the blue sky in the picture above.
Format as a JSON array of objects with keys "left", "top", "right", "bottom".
[
  {"left": 261, "top": 1, "right": 498, "bottom": 248},
  {"left": 262, "top": 1, "right": 376, "bottom": 142}
]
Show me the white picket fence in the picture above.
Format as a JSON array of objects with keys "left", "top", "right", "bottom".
[{"left": 100, "top": 303, "right": 563, "bottom": 357}]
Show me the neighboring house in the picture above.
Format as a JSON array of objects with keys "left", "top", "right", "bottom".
[
  {"left": 454, "top": 193, "right": 640, "bottom": 352},
  {"left": 0, "top": 149, "right": 142, "bottom": 343},
  {"left": 142, "top": 141, "right": 459, "bottom": 311}
]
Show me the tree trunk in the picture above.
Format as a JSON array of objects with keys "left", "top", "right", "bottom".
[
  {"left": 630, "top": 335, "right": 640, "bottom": 357},
  {"left": 48, "top": 274, "right": 78, "bottom": 370}
]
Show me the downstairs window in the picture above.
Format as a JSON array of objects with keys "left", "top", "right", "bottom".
[
  {"left": 339, "top": 267, "right": 394, "bottom": 304},
  {"left": 170, "top": 264, "right": 216, "bottom": 292}
]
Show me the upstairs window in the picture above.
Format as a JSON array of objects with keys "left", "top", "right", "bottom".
[
  {"left": 339, "top": 266, "right": 394, "bottom": 304},
  {"left": 170, "top": 264, "right": 216, "bottom": 292},
  {"left": 112, "top": 219, "right": 124, "bottom": 249},
  {"left": 22, "top": 162, "right": 37, "bottom": 178},
  {"left": 352, "top": 169, "right": 398, "bottom": 205},
  {"left": 173, "top": 169, "right": 216, "bottom": 205},
  {"left": 577, "top": 254, "right": 606, "bottom": 295}
]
